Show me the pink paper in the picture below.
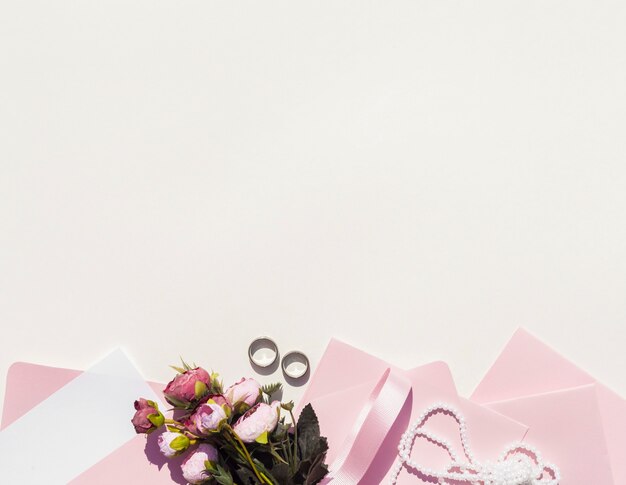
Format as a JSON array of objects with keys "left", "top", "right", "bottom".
[
  {"left": 1, "top": 362, "right": 186, "bottom": 484},
  {"left": 488, "top": 385, "right": 613, "bottom": 484},
  {"left": 472, "top": 328, "right": 626, "bottom": 484},
  {"left": 300, "top": 339, "right": 529, "bottom": 484}
]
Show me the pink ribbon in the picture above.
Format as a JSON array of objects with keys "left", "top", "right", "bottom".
[{"left": 324, "top": 368, "right": 412, "bottom": 484}]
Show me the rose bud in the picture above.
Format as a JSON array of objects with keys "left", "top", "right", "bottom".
[
  {"left": 163, "top": 367, "right": 211, "bottom": 407},
  {"left": 190, "top": 395, "right": 231, "bottom": 435},
  {"left": 232, "top": 401, "right": 281, "bottom": 444},
  {"left": 158, "top": 431, "right": 191, "bottom": 458},
  {"left": 131, "top": 398, "right": 164, "bottom": 434},
  {"left": 224, "top": 378, "right": 262, "bottom": 411},
  {"left": 181, "top": 444, "right": 219, "bottom": 484}
]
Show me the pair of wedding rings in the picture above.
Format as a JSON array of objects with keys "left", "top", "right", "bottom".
[{"left": 248, "top": 337, "right": 309, "bottom": 380}]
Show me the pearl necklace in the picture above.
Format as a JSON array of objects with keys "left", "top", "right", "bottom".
[{"left": 390, "top": 402, "right": 561, "bottom": 485}]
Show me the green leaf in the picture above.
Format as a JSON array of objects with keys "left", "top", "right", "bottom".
[
  {"left": 268, "top": 463, "right": 292, "bottom": 484},
  {"left": 195, "top": 380, "right": 208, "bottom": 400},
  {"left": 169, "top": 365, "right": 186, "bottom": 374},
  {"left": 211, "top": 375, "right": 224, "bottom": 395},
  {"left": 234, "top": 401, "right": 251, "bottom": 415},
  {"left": 304, "top": 458, "right": 329, "bottom": 484},
  {"left": 280, "top": 401, "right": 295, "bottom": 412},
  {"left": 235, "top": 466, "right": 257, "bottom": 484},
  {"left": 213, "top": 464, "right": 234, "bottom": 485},
  {"left": 297, "top": 404, "right": 322, "bottom": 461},
  {"left": 262, "top": 382, "right": 282, "bottom": 396},
  {"left": 271, "top": 421, "right": 290, "bottom": 441},
  {"left": 214, "top": 473, "right": 234, "bottom": 485},
  {"left": 292, "top": 404, "right": 330, "bottom": 484},
  {"left": 164, "top": 394, "right": 190, "bottom": 409},
  {"left": 169, "top": 435, "right": 190, "bottom": 451},
  {"left": 147, "top": 412, "right": 165, "bottom": 428},
  {"left": 180, "top": 357, "right": 193, "bottom": 371},
  {"left": 255, "top": 430, "right": 269, "bottom": 444}
]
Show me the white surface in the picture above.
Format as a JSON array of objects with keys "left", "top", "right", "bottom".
[
  {"left": 1, "top": 0, "right": 625, "bottom": 416},
  {"left": 0, "top": 349, "right": 161, "bottom": 482}
]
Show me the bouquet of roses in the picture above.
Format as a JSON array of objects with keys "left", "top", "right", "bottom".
[{"left": 131, "top": 360, "right": 329, "bottom": 485}]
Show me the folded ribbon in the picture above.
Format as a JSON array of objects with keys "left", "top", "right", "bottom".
[
  {"left": 391, "top": 402, "right": 561, "bottom": 485},
  {"left": 324, "top": 369, "right": 412, "bottom": 484}
]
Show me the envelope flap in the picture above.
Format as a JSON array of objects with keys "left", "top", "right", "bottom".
[
  {"left": 472, "top": 328, "right": 626, "bottom": 484},
  {"left": 472, "top": 328, "right": 593, "bottom": 403},
  {"left": 2, "top": 361, "right": 175, "bottom": 483},
  {"left": 2, "top": 362, "right": 81, "bottom": 430},
  {"left": 407, "top": 361, "right": 457, "bottom": 394},
  {"left": 0, "top": 350, "right": 163, "bottom": 483}
]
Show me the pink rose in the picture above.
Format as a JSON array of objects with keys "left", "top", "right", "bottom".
[
  {"left": 190, "top": 395, "right": 230, "bottom": 435},
  {"left": 224, "top": 378, "right": 261, "bottom": 409},
  {"left": 233, "top": 401, "right": 281, "bottom": 443},
  {"left": 158, "top": 431, "right": 190, "bottom": 458},
  {"left": 131, "top": 398, "right": 164, "bottom": 434},
  {"left": 163, "top": 367, "right": 211, "bottom": 407},
  {"left": 181, "top": 444, "right": 218, "bottom": 484}
]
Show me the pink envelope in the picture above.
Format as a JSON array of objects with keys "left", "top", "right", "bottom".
[
  {"left": 472, "top": 328, "right": 626, "bottom": 485},
  {"left": 299, "top": 339, "right": 529, "bottom": 484},
  {"left": 1, "top": 362, "right": 187, "bottom": 484}
]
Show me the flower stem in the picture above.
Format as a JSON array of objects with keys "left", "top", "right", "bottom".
[
  {"left": 289, "top": 410, "right": 299, "bottom": 472},
  {"left": 282, "top": 439, "right": 292, "bottom": 465},
  {"left": 270, "top": 447, "right": 289, "bottom": 465},
  {"left": 226, "top": 426, "right": 272, "bottom": 484}
]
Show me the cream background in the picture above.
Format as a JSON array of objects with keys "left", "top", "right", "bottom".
[{"left": 1, "top": 1, "right": 625, "bottom": 415}]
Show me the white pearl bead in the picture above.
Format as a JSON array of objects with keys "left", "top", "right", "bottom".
[{"left": 389, "top": 403, "right": 560, "bottom": 485}]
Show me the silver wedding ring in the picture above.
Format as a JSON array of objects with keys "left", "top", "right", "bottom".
[
  {"left": 248, "top": 337, "right": 279, "bottom": 368},
  {"left": 281, "top": 350, "right": 310, "bottom": 379}
]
